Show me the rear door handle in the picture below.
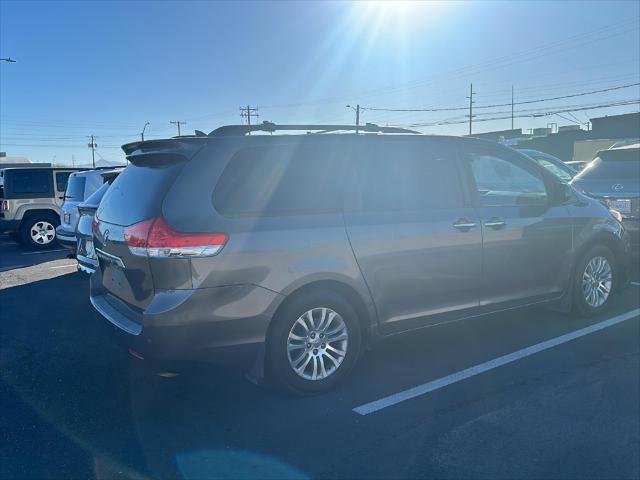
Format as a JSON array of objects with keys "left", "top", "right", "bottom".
[
  {"left": 452, "top": 219, "right": 477, "bottom": 231},
  {"left": 484, "top": 218, "right": 506, "bottom": 229}
]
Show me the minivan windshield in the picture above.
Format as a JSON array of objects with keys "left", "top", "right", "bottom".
[{"left": 64, "top": 176, "right": 86, "bottom": 200}]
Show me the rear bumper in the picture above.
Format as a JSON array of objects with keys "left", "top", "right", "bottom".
[
  {"left": 77, "top": 254, "right": 98, "bottom": 274},
  {"left": 76, "top": 235, "right": 97, "bottom": 273},
  {"left": 89, "top": 275, "right": 283, "bottom": 370},
  {"left": 55, "top": 226, "right": 77, "bottom": 251}
]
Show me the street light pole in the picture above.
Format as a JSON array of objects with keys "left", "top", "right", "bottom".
[{"left": 346, "top": 104, "right": 360, "bottom": 134}]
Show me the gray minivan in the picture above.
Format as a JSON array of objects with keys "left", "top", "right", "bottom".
[{"left": 90, "top": 123, "right": 630, "bottom": 394}]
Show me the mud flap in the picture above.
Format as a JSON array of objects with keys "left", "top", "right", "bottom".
[{"left": 244, "top": 342, "right": 266, "bottom": 385}]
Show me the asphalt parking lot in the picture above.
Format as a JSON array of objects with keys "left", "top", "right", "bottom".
[{"left": 1, "top": 234, "right": 639, "bottom": 480}]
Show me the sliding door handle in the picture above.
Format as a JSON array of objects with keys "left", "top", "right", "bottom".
[
  {"left": 484, "top": 218, "right": 506, "bottom": 229},
  {"left": 452, "top": 219, "right": 477, "bottom": 231}
]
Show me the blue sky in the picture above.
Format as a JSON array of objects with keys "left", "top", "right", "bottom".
[{"left": 1, "top": 0, "right": 639, "bottom": 166}]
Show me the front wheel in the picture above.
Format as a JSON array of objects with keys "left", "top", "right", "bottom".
[
  {"left": 266, "top": 291, "right": 362, "bottom": 395},
  {"left": 571, "top": 245, "right": 616, "bottom": 317}
]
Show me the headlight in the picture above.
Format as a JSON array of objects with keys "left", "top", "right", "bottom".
[{"left": 609, "top": 209, "right": 623, "bottom": 223}]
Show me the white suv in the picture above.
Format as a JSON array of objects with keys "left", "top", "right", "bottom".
[{"left": 56, "top": 169, "right": 115, "bottom": 252}]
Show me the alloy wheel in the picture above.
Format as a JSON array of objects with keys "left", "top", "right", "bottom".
[
  {"left": 286, "top": 307, "right": 348, "bottom": 381},
  {"left": 581, "top": 256, "right": 612, "bottom": 308},
  {"left": 30, "top": 221, "right": 56, "bottom": 245}
]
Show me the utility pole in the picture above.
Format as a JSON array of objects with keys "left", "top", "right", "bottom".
[
  {"left": 466, "top": 84, "right": 476, "bottom": 136},
  {"left": 346, "top": 104, "right": 361, "bottom": 134},
  {"left": 511, "top": 85, "right": 514, "bottom": 130},
  {"left": 87, "top": 135, "right": 97, "bottom": 168},
  {"left": 170, "top": 120, "right": 186, "bottom": 136},
  {"left": 141, "top": 122, "right": 150, "bottom": 141},
  {"left": 239, "top": 105, "right": 259, "bottom": 126}
]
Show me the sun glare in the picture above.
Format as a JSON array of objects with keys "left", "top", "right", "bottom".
[{"left": 358, "top": 1, "right": 450, "bottom": 31}]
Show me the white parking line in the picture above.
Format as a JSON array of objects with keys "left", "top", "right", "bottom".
[
  {"left": 353, "top": 308, "right": 640, "bottom": 416},
  {"left": 20, "top": 249, "right": 66, "bottom": 255},
  {"left": 49, "top": 264, "right": 76, "bottom": 269},
  {"left": 631, "top": 282, "right": 640, "bottom": 286}
]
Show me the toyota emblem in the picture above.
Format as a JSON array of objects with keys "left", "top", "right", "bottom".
[{"left": 612, "top": 184, "right": 624, "bottom": 191}]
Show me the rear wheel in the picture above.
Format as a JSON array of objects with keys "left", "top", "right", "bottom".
[
  {"left": 20, "top": 214, "right": 59, "bottom": 249},
  {"left": 571, "top": 245, "right": 616, "bottom": 317},
  {"left": 266, "top": 291, "right": 362, "bottom": 395}
]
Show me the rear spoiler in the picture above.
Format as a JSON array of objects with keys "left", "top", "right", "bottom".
[{"left": 121, "top": 138, "right": 209, "bottom": 163}]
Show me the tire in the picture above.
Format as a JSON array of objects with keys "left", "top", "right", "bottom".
[
  {"left": 20, "top": 214, "right": 59, "bottom": 250},
  {"left": 571, "top": 245, "right": 616, "bottom": 317},
  {"left": 266, "top": 290, "right": 362, "bottom": 395}
]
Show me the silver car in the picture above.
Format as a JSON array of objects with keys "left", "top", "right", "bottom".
[
  {"left": 571, "top": 143, "right": 640, "bottom": 250},
  {"left": 57, "top": 169, "right": 114, "bottom": 252}
]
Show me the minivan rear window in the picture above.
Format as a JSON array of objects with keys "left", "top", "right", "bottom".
[
  {"left": 97, "top": 162, "right": 184, "bottom": 226},
  {"left": 64, "top": 176, "right": 86, "bottom": 200},
  {"left": 213, "top": 144, "right": 345, "bottom": 216}
]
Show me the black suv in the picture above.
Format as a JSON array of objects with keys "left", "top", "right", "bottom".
[{"left": 90, "top": 123, "right": 630, "bottom": 394}]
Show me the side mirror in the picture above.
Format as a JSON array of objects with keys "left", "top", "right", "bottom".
[{"left": 551, "top": 182, "right": 572, "bottom": 205}]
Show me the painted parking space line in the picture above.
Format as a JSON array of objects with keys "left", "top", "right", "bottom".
[
  {"left": 631, "top": 282, "right": 640, "bottom": 286},
  {"left": 49, "top": 264, "right": 76, "bottom": 269},
  {"left": 20, "top": 249, "right": 66, "bottom": 255},
  {"left": 353, "top": 308, "right": 640, "bottom": 416}
]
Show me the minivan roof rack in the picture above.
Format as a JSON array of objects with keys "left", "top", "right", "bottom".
[{"left": 208, "top": 121, "right": 420, "bottom": 136}]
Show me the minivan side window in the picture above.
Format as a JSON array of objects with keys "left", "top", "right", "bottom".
[
  {"left": 466, "top": 152, "right": 547, "bottom": 207},
  {"left": 351, "top": 141, "right": 463, "bottom": 212},
  {"left": 213, "top": 144, "right": 345, "bottom": 216}
]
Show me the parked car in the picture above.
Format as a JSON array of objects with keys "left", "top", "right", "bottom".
[
  {"left": 0, "top": 167, "right": 82, "bottom": 248},
  {"left": 90, "top": 123, "right": 630, "bottom": 394},
  {"left": 517, "top": 149, "right": 577, "bottom": 182},
  {"left": 56, "top": 169, "right": 116, "bottom": 252},
  {"left": 76, "top": 169, "right": 123, "bottom": 273},
  {"left": 571, "top": 143, "right": 640, "bottom": 250}
]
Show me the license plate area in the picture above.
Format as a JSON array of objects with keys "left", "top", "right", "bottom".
[
  {"left": 606, "top": 199, "right": 631, "bottom": 214},
  {"left": 84, "top": 239, "right": 95, "bottom": 259}
]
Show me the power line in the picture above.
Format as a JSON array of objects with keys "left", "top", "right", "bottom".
[
  {"left": 169, "top": 120, "right": 186, "bottom": 136},
  {"left": 466, "top": 84, "right": 476, "bottom": 135},
  {"left": 240, "top": 106, "right": 259, "bottom": 126},
  {"left": 404, "top": 100, "right": 640, "bottom": 128},
  {"left": 362, "top": 82, "right": 640, "bottom": 113},
  {"left": 87, "top": 135, "right": 97, "bottom": 168},
  {"left": 207, "top": 18, "right": 640, "bottom": 114}
]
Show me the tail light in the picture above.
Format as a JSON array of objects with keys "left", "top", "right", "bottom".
[
  {"left": 1, "top": 200, "right": 8, "bottom": 211},
  {"left": 92, "top": 215, "right": 99, "bottom": 235},
  {"left": 124, "top": 216, "right": 227, "bottom": 258}
]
